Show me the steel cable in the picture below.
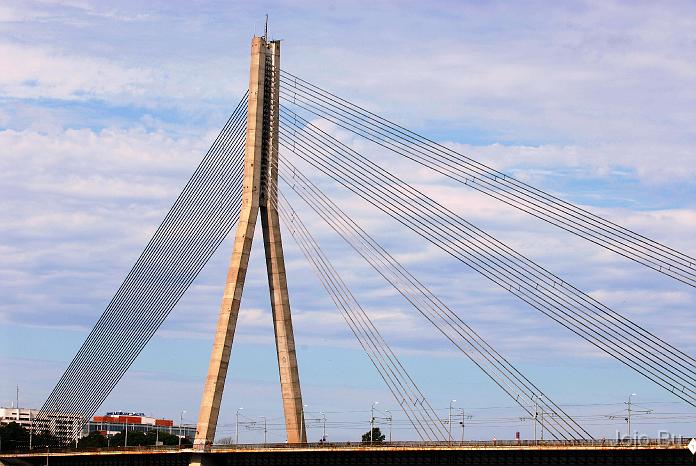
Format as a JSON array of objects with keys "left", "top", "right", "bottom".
[
  {"left": 40, "top": 95, "right": 249, "bottom": 419},
  {"left": 264, "top": 148, "right": 448, "bottom": 441},
  {"left": 43, "top": 107, "right": 249, "bottom": 418},
  {"left": 279, "top": 71, "right": 696, "bottom": 288},
  {"left": 277, "top": 107, "right": 696, "bottom": 384},
  {"left": 275, "top": 194, "right": 447, "bottom": 441},
  {"left": 275, "top": 158, "right": 589, "bottom": 440},
  {"left": 276, "top": 113, "right": 695, "bottom": 406}
]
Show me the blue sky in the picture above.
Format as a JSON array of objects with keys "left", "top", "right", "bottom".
[{"left": 1, "top": 0, "right": 695, "bottom": 442}]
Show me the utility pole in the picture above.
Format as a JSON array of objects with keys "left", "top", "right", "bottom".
[
  {"left": 537, "top": 395, "right": 545, "bottom": 442},
  {"left": 448, "top": 400, "right": 456, "bottom": 443},
  {"left": 533, "top": 397, "right": 538, "bottom": 445},
  {"left": 371, "top": 402, "right": 379, "bottom": 444},
  {"left": 16, "top": 385, "right": 20, "bottom": 421},
  {"left": 385, "top": 410, "right": 392, "bottom": 442},
  {"left": 541, "top": 408, "right": 545, "bottom": 441},
  {"left": 179, "top": 410, "right": 186, "bottom": 447},
  {"left": 460, "top": 408, "right": 465, "bottom": 444},
  {"left": 235, "top": 408, "right": 243, "bottom": 444},
  {"left": 124, "top": 421, "right": 128, "bottom": 448},
  {"left": 627, "top": 393, "right": 636, "bottom": 443},
  {"left": 261, "top": 417, "right": 267, "bottom": 444},
  {"left": 320, "top": 412, "right": 326, "bottom": 441}
]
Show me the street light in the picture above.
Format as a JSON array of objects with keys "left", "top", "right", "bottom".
[
  {"left": 627, "top": 393, "right": 637, "bottom": 443},
  {"left": 448, "top": 400, "right": 457, "bottom": 443},
  {"left": 179, "top": 410, "right": 186, "bottom": 447},
  {"left": 235, "top": 408, "right": 243, "bottom": 445},
  {"left": 370, "top": 402, "right": 379, "bottom": 444}
]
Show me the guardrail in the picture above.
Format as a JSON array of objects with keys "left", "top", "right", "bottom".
[{"left": 1, "top": 438, "right": 691, "bottom": 456}]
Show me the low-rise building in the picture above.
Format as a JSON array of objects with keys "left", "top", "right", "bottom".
[
  {"left": 0, "top": 407, "right": 83, "bottom": 445},
  {"left": 86, "top": 411, "right": 195, "bottom": 440}
]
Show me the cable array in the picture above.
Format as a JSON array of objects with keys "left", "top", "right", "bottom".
[
  {"left": 276, "top": 158, "right": 589, "bottom": 440},
  {"left": 279, "top": 71, "right": 696, "bottom": 288},
  {"left": 39, "top": 94, "right": 250, "bottom": 421},
  {"left": 271, "top": 188, "right": 448, "bottom": 441},
  {"left": 277, "top": 108, "right": 696, "bottom": 407}
]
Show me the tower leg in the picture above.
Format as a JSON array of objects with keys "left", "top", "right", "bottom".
[
  {"left": 193, "top": 37, "right": 266, "bottom": 448},
  {"left": 261, "top": 205, "right": 306, "bottom": 443},
  {"left": 193, "top": 205, "right": 258, "bottom": 447},
  {"left": 260, "top": 38, "right": 307, "bottom": 444}
]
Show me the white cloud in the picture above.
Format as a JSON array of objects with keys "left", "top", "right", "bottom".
[{"left": 0, "top": 42, "right": 152, "bottom": 100}]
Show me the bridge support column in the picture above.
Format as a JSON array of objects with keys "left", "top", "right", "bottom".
[
  {"left": 192, "top": 36, "right": 306, "bottom": 452},
  {"left": 260, "top": 40, "right": 306, "bottom": 445}
]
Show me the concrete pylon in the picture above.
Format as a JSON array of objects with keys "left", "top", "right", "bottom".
[{"left": 192, "top": 36, "right": 306, "bottom": 450}]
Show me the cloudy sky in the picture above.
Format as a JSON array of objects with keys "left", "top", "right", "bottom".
[{"left": 1, "top": 0, "right": 695, "bottom": 442}]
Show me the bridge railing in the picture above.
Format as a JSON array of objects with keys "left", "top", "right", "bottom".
[
  {"left": 1, "top": 438, "right": 690, "bottom": 456},
  {"left": 209, "top": 438, "right": 691, "bottom": 450}
]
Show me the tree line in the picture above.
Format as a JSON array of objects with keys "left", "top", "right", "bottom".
[{"left": 0, "top": 422, "right": 192, "bottom": 452}]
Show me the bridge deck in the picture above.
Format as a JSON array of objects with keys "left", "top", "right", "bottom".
[{"left": 1, "top": 440, "right": 692, "bottom": 466}]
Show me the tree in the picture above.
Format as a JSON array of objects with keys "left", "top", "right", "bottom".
[
  {"left": 0, "top": 422, "right": 29, "bottom": 451},
  {"left": 77, "top": 432, "right": 107, "bottom": 449},
  {"left": 144, "top": 429, "right": 181, "bottom": 446},
  {"left": 32, "top": 430, "right": 64, "bottom": 449},
  {"left": 361, "top": 427, "right": 385, "bottom": 443},
  {"left": 109, "top": 430, "right": 149, "bottom": 447},
  {"left": 0, "top": 422, "right": 62, "bottom": 451}
]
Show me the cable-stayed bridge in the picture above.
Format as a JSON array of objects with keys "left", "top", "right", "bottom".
[{"left": 5, "top": 35, "right": 695, "bottom": 465}]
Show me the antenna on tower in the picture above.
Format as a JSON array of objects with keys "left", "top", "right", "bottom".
[{"left": 264, "top": 14, "right": 269, "bottom": 41}]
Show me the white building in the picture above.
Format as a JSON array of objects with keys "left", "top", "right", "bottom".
[{"left": 0, "top": 407, "right": 83, "bottom": 445}]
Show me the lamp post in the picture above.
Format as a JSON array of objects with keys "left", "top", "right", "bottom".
[
  {"left": 370, "top": 402, "right": 379, "bottom": 444},
  {"left": 448, "top": 400, "right": 457, "bottom": 443},
  {"left": 179, "top": 410, "right": 186, "bottom": 447},
  {"left": 235, "top": 408, "right": 243, "bottom": 445},
  {"left": 627, "top": 393, "right": 637, "bottom": 443}
]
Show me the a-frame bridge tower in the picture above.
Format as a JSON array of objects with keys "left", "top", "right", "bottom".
[{"left": 194, "top": 36, "right": 306, "bottom": 447}]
